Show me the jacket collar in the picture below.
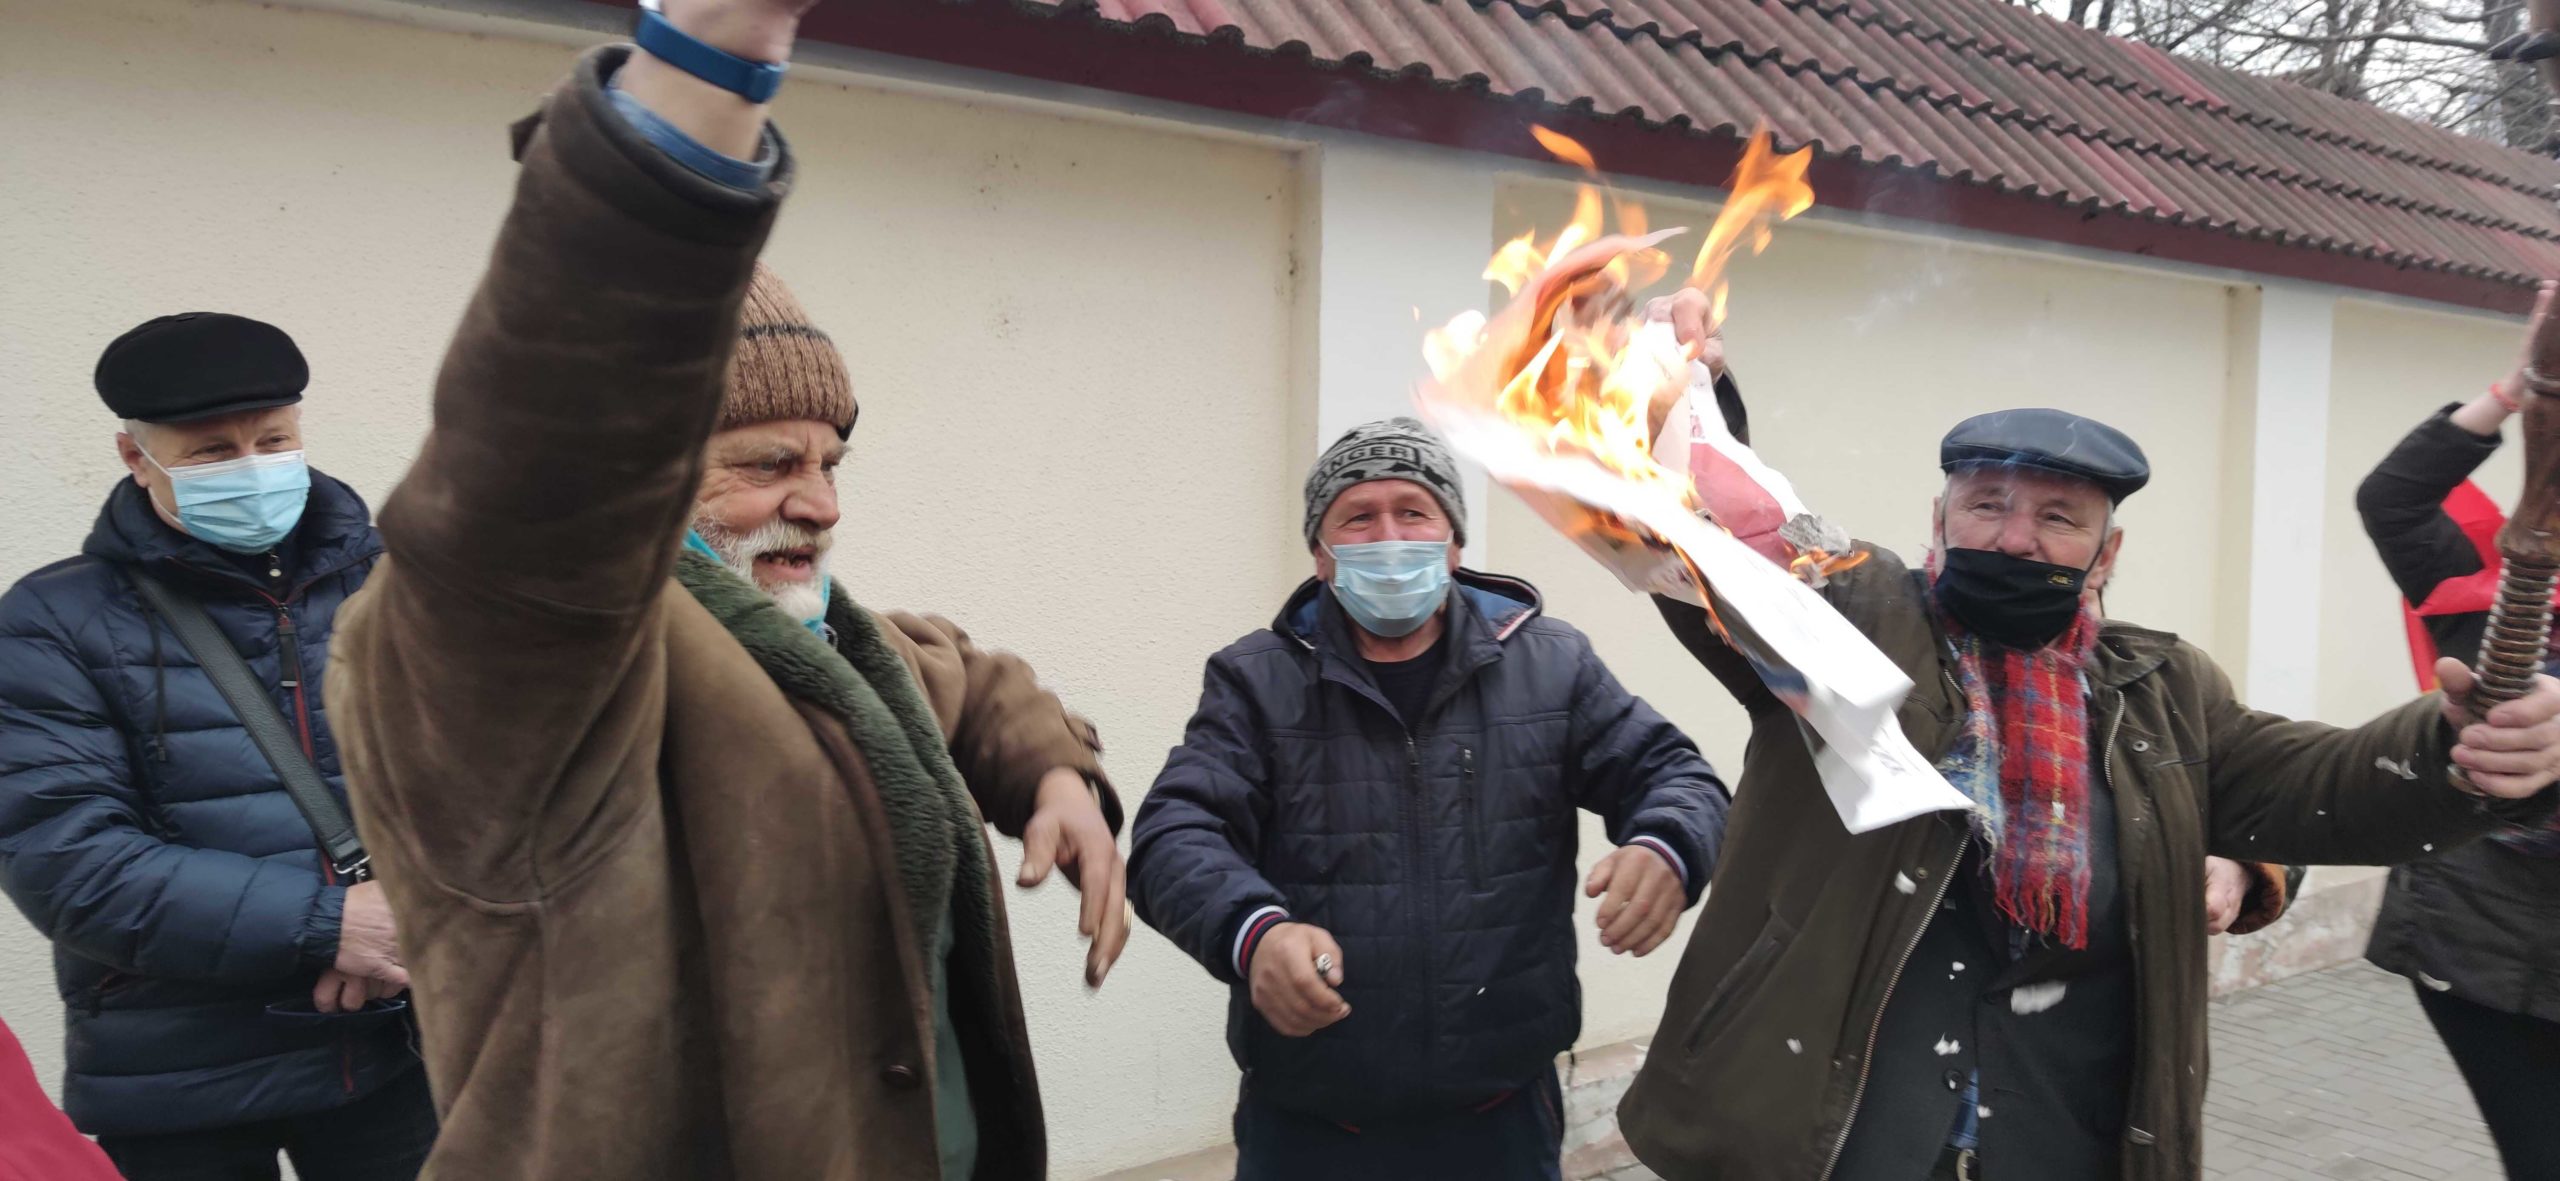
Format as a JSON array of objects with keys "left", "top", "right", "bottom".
[
  {"left": 1275, "top": 569, "right": 1544, "bottom": 725},
  {"left": 81, "top": 470, "right": 380, "bottom": 598},
  {"left": 1909, "top": 566, "right": 2179, "bottom": 693},
  {"left": 1274, "top": 568, "right": 1543, "bottom": 650},
  {"left": 2090, "top": 620, "right": 2179, "bottom": 691},
  {"left": 668, "top": 550, "right": 985, "bottom": 989}
]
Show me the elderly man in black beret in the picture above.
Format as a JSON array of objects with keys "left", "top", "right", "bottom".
[
  {"left": 0, "top": 313, "right": 435, "bottom": 1179},
  {"left": 1612, "top": 294, "right": 2560, "bottom": 1181}
]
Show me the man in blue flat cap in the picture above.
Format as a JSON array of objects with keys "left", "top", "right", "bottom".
[
  {"left": 1614, "top": 294, "right": 2560, "bottom": 1181},
  {"left": 0, "top": 313, "right": 434, "bottom": 1179}
]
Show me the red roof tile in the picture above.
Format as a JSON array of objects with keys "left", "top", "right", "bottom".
[{"left": 1023, "top": 0, "right": 2560, "bottom": 290}]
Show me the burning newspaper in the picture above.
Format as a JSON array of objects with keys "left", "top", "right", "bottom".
[{"left": 1417, "top": 132, "right": 1969, "bottom": 834}]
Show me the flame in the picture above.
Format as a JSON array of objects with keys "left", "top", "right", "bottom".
[
  {"left": 1422, "top": 127, "right": 1855, "bottom": 582},
  {"left": 1794, "top": 548, "right": 1872, "bottom": 580},
  {"left": 1687, "top": 133, "right": 1813, "bottom": 340}
]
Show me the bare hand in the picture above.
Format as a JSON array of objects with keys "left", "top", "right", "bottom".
[
  {"left": 622, "top": 0, "right": 816, "bottom": 158},
  {"left": 662, "top": 0, "right": 821, "bottom": 56},
  {"left": 1017, "top": 768, "right": 1128, "bottom": 988},
  {"left": 1587, "top": 843, "right": 1684, "bottom": 957},
  {"left": 2438, "top": 661, "right": 2560, "bottom": 797},
  {"left": 1642, "top": 288, "right": 1725, "bottom": 376},
  {"left": 1249, "top": 923, "right": 1349, "bottom": 1037},
  {"left": 312, "top": 967, "right": 405, "bottom": 1014},
  {"left": 2508, "top": 281, "right": 2558, "bottom": 397},
  {"left": 2203, "top": 856, "right": 2249, "bottom": 936},
  {"left": 334, "top": 881, "right": 409, "bottom": 995}
]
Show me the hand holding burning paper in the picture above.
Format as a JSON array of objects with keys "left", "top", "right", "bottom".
[{"left": 1415, "top": 129, "right": 1970, "bottom": 833}]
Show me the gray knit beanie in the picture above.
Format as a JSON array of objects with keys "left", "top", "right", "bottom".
[{"left": 1303, "top": 417, "right": 1468, "bottom": 547}]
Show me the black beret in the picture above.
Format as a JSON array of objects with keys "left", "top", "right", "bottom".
[
  {"left": 1940, "top": 407, "right": 2150, "bottom": 503},
  {"left": 95, "top": 313, "right": 307, "bottom": 424}
]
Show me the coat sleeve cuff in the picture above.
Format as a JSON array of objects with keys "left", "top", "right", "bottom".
[
  {"left": 298, "top": 883, "right": 348, "bottom": 970},
  {"left": 2226, "top": 863, "right": 2293, "bottom": 937},
  {"left": 1231, "top": 904, "right": 1290, "bottom": 980},
  {"left": 1627, "top": 835, "right": 1690, "bottom": 894}
]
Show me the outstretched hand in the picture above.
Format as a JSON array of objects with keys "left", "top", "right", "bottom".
[
  {"left": 2203, "top": 856, "right": 2249, "bottom": 936},
  {"left": 1017, "top": 768, "right": 1129, "bottom": 989},
  {"left": 1249, "top": 922, "right": 1349, "bottom": 1037},
  {"left": 1642, "top": 287, "right": 1726, "bottom": 376},
  {"left": 621, "top": 0, "right": 818, "bottom": 158},
  {"left": 1587, "top": 843, "right": 1684, "bottom": 957},
  {"left": 2437, "top": 660, "right": 2560, "bottom": 798}
]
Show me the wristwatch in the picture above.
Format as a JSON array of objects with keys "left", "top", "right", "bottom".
[{"left": 633, "top": 0, "right": 789, "bottom": 104}]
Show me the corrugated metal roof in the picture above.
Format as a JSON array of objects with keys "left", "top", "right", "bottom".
[{"left": 1048, "top": 0, "right": 2560, "bottom": 288}]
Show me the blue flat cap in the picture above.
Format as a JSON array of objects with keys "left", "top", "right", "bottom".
[{"left": 1940, "top": 408, "right": 2150, "bottom": 503}]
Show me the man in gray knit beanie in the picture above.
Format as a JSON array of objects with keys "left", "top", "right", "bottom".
[{"left": 1131, "top": 417, "right": 1728, "bottom": 1181}]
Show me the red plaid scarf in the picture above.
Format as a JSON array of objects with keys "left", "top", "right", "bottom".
[{"left": 1935, "top": 599, "right": 2104, "bottom": 949}]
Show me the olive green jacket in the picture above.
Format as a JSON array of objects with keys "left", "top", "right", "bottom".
[{"left": 1618, "top": 546, "right": 2542, "bottom": 1181}]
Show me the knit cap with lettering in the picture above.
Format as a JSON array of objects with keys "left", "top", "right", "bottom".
[
  {"left": 722, "top": 263, "right": 856, "bottom": 437},
  {"left": 1302, "top": 417, "right": 1469, "bottom": 547}
]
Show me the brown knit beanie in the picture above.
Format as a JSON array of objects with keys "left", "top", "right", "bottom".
[{"left": 721, "top": 263, "right": 857, "bottom": 437}]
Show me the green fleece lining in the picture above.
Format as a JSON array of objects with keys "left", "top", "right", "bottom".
[{"left": 667, "top": 551, "right": 997, "bottom": 998}]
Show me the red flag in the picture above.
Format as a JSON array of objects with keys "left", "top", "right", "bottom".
[{"left": 2404, "top": 480, "right": 2517, "bottom": 690}]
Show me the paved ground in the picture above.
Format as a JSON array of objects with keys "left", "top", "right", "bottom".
[
  {"left": 1595, "top": 960, "right": 2503, "bottom": 1181},
  {"left": 2204, "top": 960, "right": 2501, "bottom": 1180}
]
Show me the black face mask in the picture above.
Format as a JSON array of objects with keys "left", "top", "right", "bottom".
[{"left": 1932, "top": 547, "right": 2090, "bottom": 650}]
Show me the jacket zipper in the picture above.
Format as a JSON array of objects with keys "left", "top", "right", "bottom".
[
  {"left": 1461, "top": 747, "right": 1484, "bottom": 892},
  {"left": 2099, "top": 694, "right": 2146, "bottom": 1149},
  {"left": 1404, "top": 734, "right": 1437, "bottom": 1081},
  {"left": 161, "top": 556, "right": 363, "bottom": 1092},
  {"left": 275, "top": 608, "right": 316, "bottom": 756},
  {"left": 281, "top": 605, "right": 358, "bottom": 1095},
  {"left": 1823, "top": 661, "right": 1977, "bottom": 1174},
  {"left": 1820, "top": 830, "right": 1967, "bottom": 1181},
  {"left": 275, "top": 597, "right": 356, "bottom": 1095}
]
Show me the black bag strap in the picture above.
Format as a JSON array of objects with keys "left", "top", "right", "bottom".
[{"left": 129, "top": 570, "right": 370, "bottom": 883}]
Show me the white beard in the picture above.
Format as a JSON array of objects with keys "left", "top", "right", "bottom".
[{"left": 693, "top": 516, "right": 833, "bottom": 621}]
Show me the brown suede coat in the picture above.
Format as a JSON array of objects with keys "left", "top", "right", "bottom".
[
  {"left": 1619, "top": 547, "right": 2541, "bottom": 1181},
  {"left": 326, "top": 50, "right": 1110, "bottom": 1181}
]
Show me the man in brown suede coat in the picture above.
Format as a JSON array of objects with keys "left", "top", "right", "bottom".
[{"left": 325, "top": 2, "right": 1123, "bottom": 1177}]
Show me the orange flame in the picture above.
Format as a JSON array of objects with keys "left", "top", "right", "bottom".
[{"left": 1423, "top": 127, "right": 1851, "bottom": 581}]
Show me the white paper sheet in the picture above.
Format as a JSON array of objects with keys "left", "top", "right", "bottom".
[{"left": 1422, "top": 340, "right": 1971, "bottom": 834}]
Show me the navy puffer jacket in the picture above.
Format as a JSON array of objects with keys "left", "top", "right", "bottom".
[
  {"left": 1131, "top": 571, "right": 1729, "bottom": 1124},
  {"left": 0, "top": 472, "right": 417, "bottom": 1137}
]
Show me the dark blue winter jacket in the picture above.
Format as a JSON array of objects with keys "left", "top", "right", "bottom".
[
  {"left": 1130, "top": 571, "right": 1729, "bottom": 1124},
  {"left": 0, "top": 472, "right": 418, "bottom": 1137}
]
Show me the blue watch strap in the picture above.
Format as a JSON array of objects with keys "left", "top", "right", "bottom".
[{"left": 633, "top": 8, "right": 788, "bottom": 103}]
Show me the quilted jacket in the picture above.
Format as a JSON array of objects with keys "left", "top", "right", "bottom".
[
  {"left": 1130, "top": 572, "right": 1729, "bottom": 1123},
  {"left": 0, "top": 473, "right": 415, "bottom": 1136}
]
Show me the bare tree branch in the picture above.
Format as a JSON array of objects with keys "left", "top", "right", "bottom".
[{"left": 2218, "top": 22, "right": 2487, "bottom": 50}]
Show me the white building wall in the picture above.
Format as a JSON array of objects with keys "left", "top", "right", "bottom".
[{"left": 2240, "top": 287, "right": 2339, "bottom": 722}]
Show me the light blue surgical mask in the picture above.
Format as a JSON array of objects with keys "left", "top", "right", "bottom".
[
  {"left": 144, "top": 448, "right": 310, "bottom": 554},
  {"left": 1327, "top": 540, "right": 1453, "bottom": 638},
  {"left": 685, "top": 530, "right": 831, "bottom": 638}
]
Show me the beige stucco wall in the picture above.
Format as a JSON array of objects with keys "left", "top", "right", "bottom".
[
  {"left": 0, "top": 0, "right": 1302, "bottom": 1174},
  {"left": 2319, "top": 298, "right": 2523, "bottom": 727}
]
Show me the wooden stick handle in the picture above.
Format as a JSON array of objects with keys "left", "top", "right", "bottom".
[{"left": 2474, "top": 342, "right": 2560, "bottom": 703}]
